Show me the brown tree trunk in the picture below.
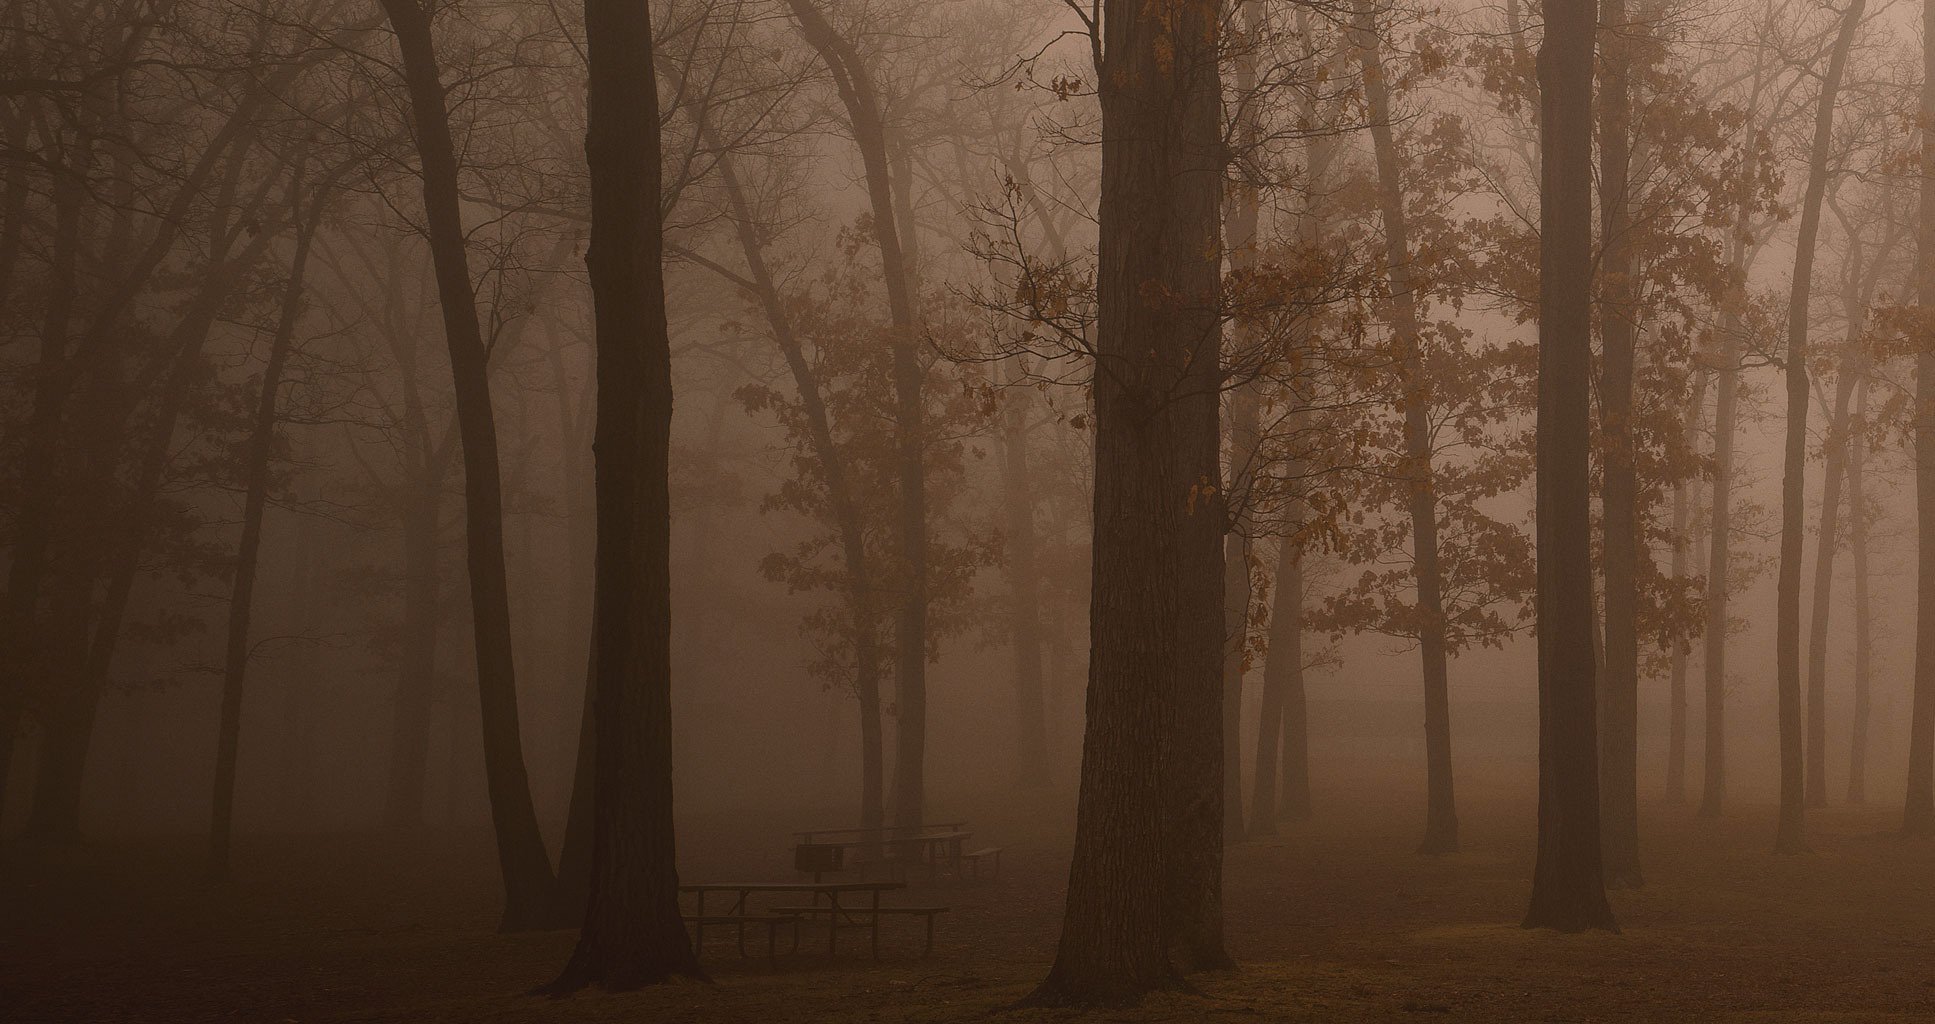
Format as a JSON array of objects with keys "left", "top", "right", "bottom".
[
  {"left": 1023, "top": 0, "right": 1226, "bottom": 1005},
  {"left": 1523, "top": 0, "right": 1617, "bottom": 932},
  {"left": 1257, "top": 533, "right": 1308, "bottom": 825},
  {"left": 1353, "top": 0, "right": 1457, "bottom": 855},
  {"left": 1805, "top": 360, "right": 1858, "bottom": 810},
  {"left": 1848, "top": 376, "right": 1873, "bottom": 803},
  {"left": 1596, "top": 0, "right": 1642, "bottom": 889},
  {"left": 1700, "top": 346, "right": 1738, "bottom": 819},
  {"left": 1907, "top": 0, "right": 1935, "bottom": 838},
  {"left": 784, "top": 0, "right": 929, "bottom": 833},
  {"left": 378, "top": 0, "right": 556, "bottom": 929},
  {"left": 1665, "top": 371, "right": 1708, "bottom": 806},
  {"left": 1775, "top": 0, "right": 1861, "bottom": 855},
  {"left": 998, "top": 360, "right": 1050, "bottom": 787},
  {"left": 545, "top": 0, "right": 699, "bottom": 989}
]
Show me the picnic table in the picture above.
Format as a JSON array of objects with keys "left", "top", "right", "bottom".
[
  {"left": 680, "top": 880, "right": 944, "bottom": 959},
  {"left": 792, "top": 822, "right": 974, "bottom": 881}
]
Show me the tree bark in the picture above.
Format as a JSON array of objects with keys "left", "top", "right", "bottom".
[
  {"left": 1024, "top": 0, "right": 1226, "bottom": 1005},
  {"left": 1524, "top": 0, "right": 1617, "bottom": 933},
  {"left": 1774, "top": 0, "right": 1861, "bottom": 856},
  {"left": 1848, "top": 376, "right": 1873, "bottom": 803},
  {"left": 1257, "top": 534, "right": 1308, "bottom": 824},
  {"left": 377, "top": 0, "right": 556, "bottom": 929},
  {"left": 1907, "top": 0, "right": 1935, "bottom": 838},
  {"left": 1353, "top": 0, "right": 1457, "bottom": 855},
  {"left": 545, "top": 0, "right": 700, "bottom": 989},
  {"left": 1596, "top": 0, "right": 1642, "bottom": 889}
]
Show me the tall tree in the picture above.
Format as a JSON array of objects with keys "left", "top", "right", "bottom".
[
  {"left": 784, "top": 0, "right": 932, "bottom": 832},
  {"left": 1773, "top": 0, "right": 1862, "bottom": 856},
  {"left": 544, "top": 0, "right": 699, "bottom": 990},
  {"left": 209, "top": 168, "right": 333, "bottom": 879},
  {"left": 1523, "top": 0, "right": 1617, "bottom": 933},
  {"left": 1596, "top": 0, "right": 1642, "bottom": 889},
  {"left": 1024, "top": 0, "right": 1227, "bottom": 1004},
  {"left": 1908, "top": 0, "right": 1935, "bottom": 838},
  {"left": 375, "top": 0, "right": 556, "bottom": 929},
  {"left": 1351, "top": 0, "right": 1457, "bottom": 855}
]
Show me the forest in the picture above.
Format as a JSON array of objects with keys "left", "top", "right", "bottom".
[{"left": 7, "top": 0, "right": 1935, "bottom": 1019}]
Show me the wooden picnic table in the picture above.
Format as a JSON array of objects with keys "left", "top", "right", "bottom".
[
  {"left": 793, "top": 824, "right": 974, "bottom": 881},
  {"left": 681, "top": 881, "right": 904, "bottom": 958}
]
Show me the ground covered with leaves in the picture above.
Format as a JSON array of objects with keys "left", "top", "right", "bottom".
[{"left": 8, "top": 778, "right": 1935, "bottom": 1022}]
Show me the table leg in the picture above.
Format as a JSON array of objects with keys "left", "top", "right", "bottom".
[
  {"left": 694, "top": 891, "right": 706, "bottom": 955},
  {"left": 827, "top": 891, "right": 840, "bottom": 956},
  {"left": 870, "top": 888, "right": 881, "bottom": 960}
]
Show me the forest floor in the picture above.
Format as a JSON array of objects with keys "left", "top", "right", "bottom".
[{"left": 8, "top": 777, "right": 1935, "bottom": 1023}]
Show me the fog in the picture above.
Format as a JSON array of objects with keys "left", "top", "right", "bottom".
[{"left": 5, "top": 0, "right": 1935, "bottom": 1018}]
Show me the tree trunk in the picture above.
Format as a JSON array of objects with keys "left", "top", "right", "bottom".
[
  {"left": 784, "top": 0, "right": 929, "bottom": 833},
  {"left": 1523, "top": 0, "right": 1617, "bottom": 933},
  {"left": 545, "top": 0, "right": 700, "bottom": 988},
  {"left": 713, "top": 154, "right": 886, "bottom": 832},
  {"left": 1665, "top": 371, "right": 1708, "bottom": 806},
  {"left": 1257, "top": 534, "right": 1309, "bottom": 825},
  {"left": 1596, "top": 0, "right": 1642, "bottom": 889},
  {"left": 378, "top": 0, "right": 556, "bottom": 929},
  {"left": 210, "top": 187, "right": 324, "bottom": 879},
  {"left": 1024, "top": 0, "right": 1226, "bottom": 1005},
  {"left": 1805, "top": 361, "right": 1858, "bottom": 809},
  {"left": 1774, "top": 0, "right": 1861, "bottom": 856},
  {"left": 1848, "top": 376, "right": 1872, "bottom": 803},
  {"left": 998, "top": 360, "right": 1050, "bottom": 787},
  {"left": 1352, "top": 0, "right": 1457, "bottom": 855},
  {"left": 1907, "top": 0, "right": 1935, "bottom": 838},
  {"left": 1700, "top": 348, "right": 1737, "bottom": 819}
]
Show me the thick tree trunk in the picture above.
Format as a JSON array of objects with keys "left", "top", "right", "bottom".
[
  {"left": 1024, "top": 0, "right": 1226, "bottom": 1005},
  {"left": 1523, "top": 0, "right": 1617, "bottom": 933},
  {"left": 545, "top": 0, "right": 700, "bottom": 989},
  {"left": 210, "top": 191, "right": 323, "bottom": 878},
  {"left": 1848, "top": 376, "right": 1873, "bottom": 803},
  {"left": 1908, "top": 0, "right": 1935, "bottom": 838},
  {"left": 1774, "top": 0, "right": 1861, "bottom": 855},
  {"left": 1353, "top": 0, "right": 1456, "bottom": 854},
  {"left": 378, "top": 0, "right": 556, "bottom": 928},
  {"left": 1596, "top": 0, "right": 1642, "bottom": 889}
]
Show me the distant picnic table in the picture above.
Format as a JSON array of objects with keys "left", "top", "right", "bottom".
[
  {"left": 792, "top": 822, "right": 996, "bottom": 882},
  {"left": 679, "top": 880, "right": 946, "bottom": 959}
]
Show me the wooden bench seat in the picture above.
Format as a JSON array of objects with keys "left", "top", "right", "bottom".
[
  {"left": 961, "top": 846, "right": 1003, "bottom": 880},
  {"left": 769, "top": 905, "right": 950, "bottom": 957}
]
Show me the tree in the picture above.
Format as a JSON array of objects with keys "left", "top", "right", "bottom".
[
  {"left": 1772, "top": 0, "right": 1863, "bottom": 856},
  {"left": 1024, "top": 0, "right": 1227, "bottom": 1004},
  {"left": 544, "top": 0, "right": 700, "bottom": 990},
  {"left": 784, "top": 0, "right": 933, "bottom": 832},
  {"left": 209, "top": 164, "right": 338, "bottom": 879},
  {"left": 1907, "top": 0, "right": 1935, "bottom": 838},
  {"left": 1523, "top": 0, "right": 1617, "bottom": 933},
  {"left": 375, "top": 0, "right": 556, "bottom": 929}
]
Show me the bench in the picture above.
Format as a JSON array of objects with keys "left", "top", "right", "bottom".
[
  {"left": 770, "top": 904, "right": 950, "bottom": 957},
  {"left": 961, "top": 846, "right": 1003, "bottom": 880},
  {"left": 683, "top": 913, "right": 800, "bottom": 965}
]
